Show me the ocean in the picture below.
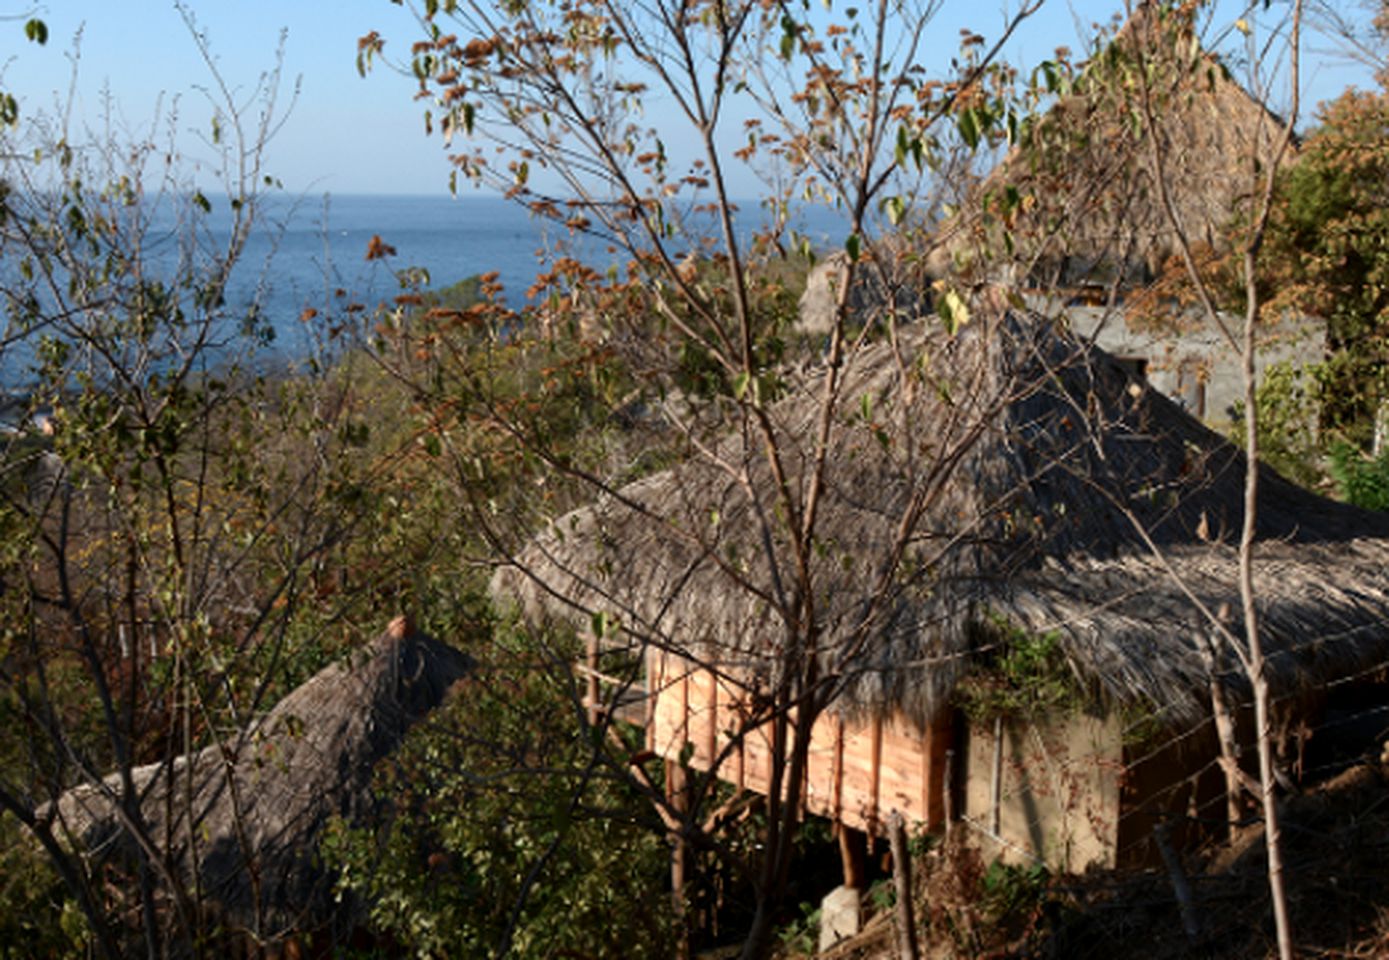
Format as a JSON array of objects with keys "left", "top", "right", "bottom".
[
  {"left": 227, "top": 193, "right": 849, "bottom": 355},
  {"left": 0, "top": 193, "right": 849, "bottom": 392}
]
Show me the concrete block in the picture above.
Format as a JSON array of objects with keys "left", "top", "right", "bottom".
[{"left": 817, "top": 884, "right": 862, "bottom": 953}]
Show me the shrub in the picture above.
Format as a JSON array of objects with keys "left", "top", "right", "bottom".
[
  {"left": 955, "top": 617, "right": 1087, "bottom": 723},
  {"left": 323, "top": 620, "right": 672, "bottom": 959},
  {"left": 1329, "top": 442, "right": 1389, "bottom": 511}
]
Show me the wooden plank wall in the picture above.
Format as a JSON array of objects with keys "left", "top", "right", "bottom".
[{"left": 648, "top": 652, "right": 951, "bottom": 836}]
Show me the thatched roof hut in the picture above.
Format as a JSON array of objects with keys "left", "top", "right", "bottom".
[
  {"left": 495, "top": 309, "right": 1389, "bottom": 731},
  {"left": 495, "top": 307, "right": 1389, "bottom": 866},
  {"left": 937, "top": 3, "right": 1289, "bottom": 287},
  {"left": 49, "top": 619, "right": 471, "bottom": 943}
]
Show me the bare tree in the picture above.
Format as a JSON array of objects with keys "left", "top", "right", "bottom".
[
  {"left": 1121, "top": 4, "right": 1303, "bottom": 956},
  {"left": 356, "top": 1, "right": 1063, "bottom": 955},
  {"left": 0, "top": 20, "right": 413, "bottom": 957},
  {"left": 982, "top": 2, "right": 1309, "bottom": 953},
  {"left": 356, "top": 1, "right": 1357, "bottom": 958}
]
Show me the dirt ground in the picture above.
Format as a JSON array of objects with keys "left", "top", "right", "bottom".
[{"left": 784, "top": 757, "right": 1389, "bottom": 959}]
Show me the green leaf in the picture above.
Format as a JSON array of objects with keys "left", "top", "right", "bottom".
[
  {"left": 1002, "top": 185, "right": 1020, "bottom": 215},
  {"left": 884, "top": 195, "right": 906, "bottom": 226},
  {"left": 844, "top": 233, "right": 860, "bottom": 262},
  {"left": 958, "top": 108, "right": 980, "bottom": 150},
  {"left": 192, "top": 191, "right": 211, "bottom": 214},
  {"left": 937, "top": 287, "right": 970, "bottom": 335},
  {"left": 25, "top": 19, "right": 47, "bottom": 45},
  {"left": 732, "top": 371, "right": 751, "bottom": 401},
  {"left": 589, "top": 610, "right": 619, "bottom": 639},
  {"left": 779, "top": 14, "right": 797, "bottom": 60}
]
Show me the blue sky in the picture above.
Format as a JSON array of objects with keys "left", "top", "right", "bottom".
[{"left": 3, "top": 1, "right": 1376, "bottom": 198}]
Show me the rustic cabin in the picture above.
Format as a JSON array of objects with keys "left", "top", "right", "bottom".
[{"left": 492, "top": 309, "right": 1389, "bottom": 891}]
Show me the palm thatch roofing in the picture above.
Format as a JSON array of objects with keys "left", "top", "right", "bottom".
[
  {"left": 492, "top": 309, "right": 1389, "bottom": 731},
  {"left": 937, "top": 2, "right": 1289, "bottom": 285},
  {"left": 48, "top": 619, "right": 471, "bottom": 942}
]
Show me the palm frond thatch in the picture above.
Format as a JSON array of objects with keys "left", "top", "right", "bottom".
[
  {"left": 493, "top": 311, "right": 1389, "bottom": 730},
  {"left": 940, "top": 4, "right": 1289, "bottom": 285},
  {"left": 48, "top": 620, "right": 472, "bottom": 941}
]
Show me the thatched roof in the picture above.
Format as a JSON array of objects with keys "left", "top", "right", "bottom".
[
  {"left": 938, "top": 3, "right": 1289, "bottom": 285},
  {"left": 492, "top": 309, "right": 1389, "bottom": 729},
  {"left": 48, "top": 619, "right": 471, "bottom": 942}
]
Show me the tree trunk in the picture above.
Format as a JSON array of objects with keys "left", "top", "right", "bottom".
[
  {"left": 888, "top": 812, "right": 921, "bottom": 960},
  {"left": 1199, "top": 627, "right": 1243, "bottom": 832}
]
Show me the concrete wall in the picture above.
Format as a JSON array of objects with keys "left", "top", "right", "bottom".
[
  {"left": 960, "top": 710, "right": 1124, "bottom": 872},
  {"left": 1052, "top": 302, "right": 1325, "bottom": 428}
]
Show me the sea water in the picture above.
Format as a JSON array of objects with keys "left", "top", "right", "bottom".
[{"left": 1, "top": 193, "right": 849, "bottom": 392}]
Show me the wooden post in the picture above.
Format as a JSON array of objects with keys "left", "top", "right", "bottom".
[
  {"left": 735, "top": 731, "right": 746, "bottom": 792},
  {"left": 644, "top": 650, "right": 658, "bottom": 753},
  {"left": 943, "top": 748, "right": 955, "bottom": 842},
  {"left": 705, "top": 670, "right": 717, "bottom": 771},
  {"left": 920, "top": 725, "right": 932, "bottom": 829},
  {"left": 869, "top": 715, "right": 884, "bottom": 831},
  {"left": 837, "top": 821, "right": 868, "bottom": 890},
  {"left": 888, "top": 811, "right": 921, "bottom": 960},
  {"left": 666, "top": 758, "right": 691, "bottom": 960},
  {"left": 831, "top": 714, "right": 845, "bottom": 824},
  {"left": 678, "top": 667, "right": 690, "bottom": 748}
]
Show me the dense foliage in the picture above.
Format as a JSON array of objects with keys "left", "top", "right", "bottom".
[
  {"left": 323, "top": 622, "right": 672, "bottom": 959},
  {"left": 1256, "top": 88, "right": 1389, "bottom": 446}
]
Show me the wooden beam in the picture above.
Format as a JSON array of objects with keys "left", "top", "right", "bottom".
[
  {"left": 666, "top": 758, "right": 691, "bottom": 960},
  {"left": 888, "top": 812, "right": 921, "bottom": 960},
  {"left": 706, "top": 669, "right": 718, "bottom": 771},
  {"left": 920, "top": 722, "right": 932, "bottom": 829},
  {"left": 679, "top": 664, "right": 690, "bottom": 752},
  {"left": 736, "top": 729, "right": 746, "bottom": 792},
  {"left": 832, "top": 714, "right": 845, "bottom": 823},
  {"left": 644, "top": 650, "right": 657, "bottom": 752},
  {"left": 837, "top": 821, "right": 868, "bottom": 891},
  {"left": 870, "top": 715, "right": 883, "bottom": 832},
  {"left": 943, "top": 747, "right": 955, "bottom": 841}
]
